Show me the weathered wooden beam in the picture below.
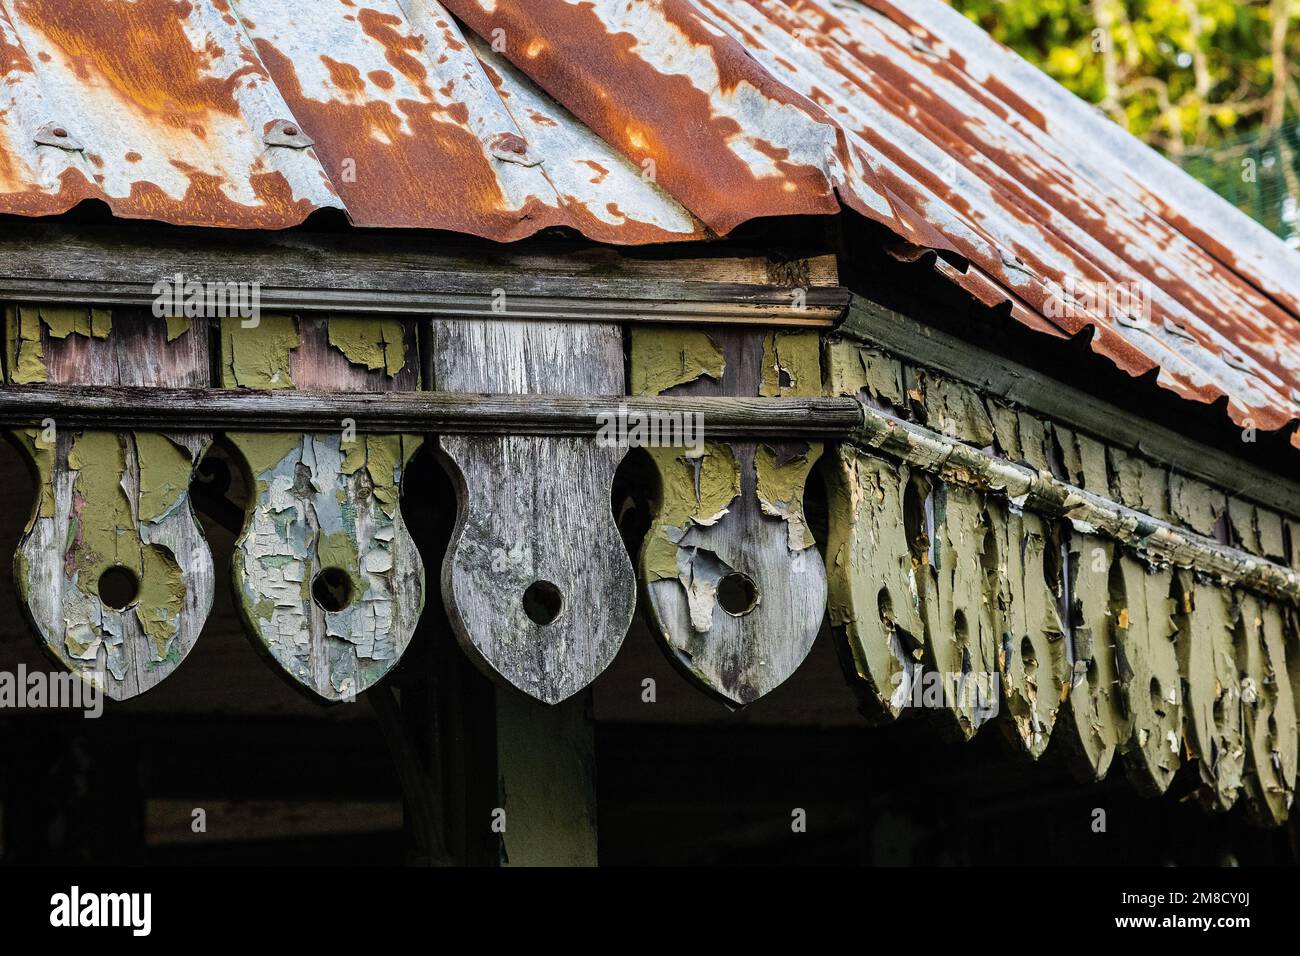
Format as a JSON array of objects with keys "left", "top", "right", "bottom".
[
  {"left": 2, "top": 387, "right": 1296, "bottom": 604},
  {"left": 849, "top": 411, "right": 1300, "bottom": 605},
  {"left": 0, "top": 224, "right": 845, "bottom": 327},
  {"left": 0, "top": 386, "right": 860, "bottom": 437},
  {"left": 838, "top": 296, "right": 1300, "bottom": 518}
]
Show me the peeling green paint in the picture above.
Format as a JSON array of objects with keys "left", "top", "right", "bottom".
[
  {"left": 327, "top": 317, "right": 408, "bottom": 376},
  {"left": 629, "top": 327, "right": 724, "bottom": 396},
  {"left": 758, "top": 330, "right": 821, "bottom": 397},
  {"left": 221, "top": 314, "right": 299, "bottom": 389},
  {"left": 1169, "top": 472, "right": 1226, "bottom": 538},
  {"left": 1176, "top": 576, "right": 1242, "bottom": 809},
  {"left": 1239, "top": 598, "right": 1297, "bottom": 825},
  {"left": 1228, "top": 498, "right": 1261, "bottom": 554},
  {"left": 41, "top": 306, "right": 112, "bottom": 340},
  {"left": 1109, "top": 449, "right": 1170, "bottom": 519},
  {"left": 13, "top": 428, "right": 56, "bottom": 526},
  {"left": 1255, "top": 508, "right": 1287, "bottom": 561},
  {"left": 9, "top": 306, "right": 47, "bottom": 384},
  {"left": 229, "top": 427, "right": 423, "bottom": 701},
  {"left": 641, "top": 443, "right": 740, "bottom": 581},
  {"left": 988, "top": 503, "right": 1068, "bottom": 758},
  {"left": 1015, "top": 412, "right": 1052, "bottom": 472},
  {"left": 754, "top": 442, "right": 822, "bottom": 549},
  {"left": 165, "top": 316, "right": 190, "bottom": 342},
  {"left": 912, "top": 371, "right": 995, "bottom": 447},
  {"left": 67, "top": 431, "right": 135, "bottom": 587},
  {"left": 231, "top": 432, "right": 302, "bottom": 484},
  {"left": 1113, "top": 558, "right": 1181, "bottom": 794},
  {"left": 134, "top": 433, "right": 195, "bottom": 524},
  {"left": 1057, "top": 535, "right": 1128, "bottom": 779},
  {"left": 915, "top": 481, "right": 1001, "bottom": 740},
  {"left": 823, "top": 446, "right": 924, "bottom": 721},
  {"left": 825, "top": 340, "right": 904, "bottom": 405},
  {"left": 136, "top": 544, "right": 187, "bottom": 661}
]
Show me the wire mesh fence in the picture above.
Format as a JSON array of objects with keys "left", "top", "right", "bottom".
[{"left": 1177, "top": 121, "right": 1300, "bottom": 250}]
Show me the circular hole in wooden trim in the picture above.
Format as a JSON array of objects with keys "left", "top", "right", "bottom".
[
  {"left": 312, "top": 567, "right": 354, "bottom": 612},
  {"left": 718, "top": 572, "right": 759, "bottom": 617},
  {"left": 523, "top": 580, "right": 563, "bottom": 626},
  {"left": 1020, "top": 636, "right": 1038, "bottom": 676},
  {"left": 97, "top": 565, "right": 140, "bottom": 611}
]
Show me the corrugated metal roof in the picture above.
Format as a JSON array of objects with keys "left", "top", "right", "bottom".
[
  {"left": 0, "top": 0, "right": 702, "bottom": 239},
  {"left": 2, "top": 0, "right": 1299, "bottom": 445}
]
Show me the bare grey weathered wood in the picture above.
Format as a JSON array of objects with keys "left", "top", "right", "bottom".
[
  {"left": 0, "top": 223, "right": 845, "bottom": 327},
  {"left": 0, "top": 385, "right": 860, "bottom": 437},
  {"left": 431, "top": 319, "right": 636, "bottom": 704}
]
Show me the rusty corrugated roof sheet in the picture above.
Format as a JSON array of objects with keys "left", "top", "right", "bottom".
[{"left": 2, "top": 0, "right": 1299, "bottom": 445}]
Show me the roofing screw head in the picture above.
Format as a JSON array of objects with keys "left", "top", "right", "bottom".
[
  {"left": 488, "top": 131, "right": 541, "bottom": 166},
  {"left": 263, "top": 118, "right": 314, "bottom": 149},
  {"left": 34, "top": 121, "right": 84, "bottom": 151},
  {"left": 1222, "top": 349, "right": 1252, "bottom": 372}
]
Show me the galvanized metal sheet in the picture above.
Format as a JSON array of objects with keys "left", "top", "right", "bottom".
[
  {"left": 0, "top": 0, "right": 700, "bottom": 239},
  {"left": 442, "top": 0, "right": 1300, "bottom": 445},
  {"left": 2, "top": 0, "right": 1299, "bottom": 443}
]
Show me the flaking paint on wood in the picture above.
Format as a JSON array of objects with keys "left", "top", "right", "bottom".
[
  {"left": 221, "top": 315, "right": 424, "bottom": 702},
  {"left": 1113, "top": 558, "right": 1182, "bottom": 795},
  {"left": 633, "top": 327, "right": 826, "bottom": 707},
  {"left": 4, "top": 307, "right": 212, "bottom": 699},
  {"left": 1056, "top": 536, "right": 1130, "bottom": 781},
  {"left": 1176, "top": 576, "right": 1244, "bottom": 811},
  {"left": 1238, "top": 597, "right": 1297, "bottom": 825}
]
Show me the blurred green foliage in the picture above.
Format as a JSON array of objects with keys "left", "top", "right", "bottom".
[{"left": 950, "top": 0, "right": 1298, "bottom": 154}]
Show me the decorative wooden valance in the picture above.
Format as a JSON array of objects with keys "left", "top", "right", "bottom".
[{"left": 1, "top": 293, "right": 1297, "bottom": 826}]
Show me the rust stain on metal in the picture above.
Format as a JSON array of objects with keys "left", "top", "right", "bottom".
[{"left": 2, "top": 0, "right": 1300, "bottom": 444}]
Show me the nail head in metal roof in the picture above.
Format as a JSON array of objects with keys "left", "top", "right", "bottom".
[
  {"left": 1222, "top": 349, "right": 1252, "bottom": 372},
  {"left": 34, "top": 122, "right": 84, "bottom": 151},
  {"left": 263, "top": 119, "right": 314, "bottom": 149},
  {"left": 488, "top": 131, "right": 541, "bottom": 166}
]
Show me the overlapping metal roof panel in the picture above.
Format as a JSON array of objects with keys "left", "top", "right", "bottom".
[
  {"left": 2, "top": 0, "right": 1299, "bottom": 444},
  {"left": 0, "top": 0, "right": 702, "bottom": 239}
]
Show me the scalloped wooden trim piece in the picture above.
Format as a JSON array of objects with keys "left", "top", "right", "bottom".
[
  {"left": 4, "top": 307, "right": 212, "bottom": 700},
  {"left": 432, "top": 319, "right": 635, "bottom": 705},
  {"left": 988, "top": 503, "right": 1072, "bottom": 759},
  {"left": 633, "top": 328, "right": 827, "bottom": 708},
  {"left": 824, "top": 447, "right": 921, "bottom": 722},
  {"left": 1114, "top": 559, "right": 1182, "bottom": 795},
  {"left": 1056, "top": 536, "right": 1130, "bottom": 782},
  {"left": 1239, "top": 599, "right": 1298, "bottom": 825},
  {"left": 221, "top": 315, "right": 424, "bottom": 702}
]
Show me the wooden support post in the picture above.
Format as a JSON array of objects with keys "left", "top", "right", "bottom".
[
  {"left": 495, "top": 688, "right": 597, "bottom": 867},
  {"left": 373, "top": 417, "right": 599, "bottom": 866}
]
